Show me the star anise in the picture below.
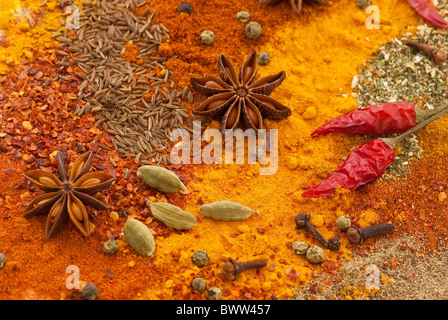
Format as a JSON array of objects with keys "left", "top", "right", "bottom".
[
  {"left": 190, "top": 51, "right": 291, "bottom": 133},
  {"left": 259, "top": 0, "right": 330, "bottom": 15},
  {"left": 23, "top": 150, "right": 115, "bottom": 238}
]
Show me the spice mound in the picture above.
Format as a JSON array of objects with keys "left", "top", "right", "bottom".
[
  {"left": 23, "top": 150, "right": 115, "bottom": 238},
  {"left": 190, "top": 51, "right": 291, "bottom": 133}
]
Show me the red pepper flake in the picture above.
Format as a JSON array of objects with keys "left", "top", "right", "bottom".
[
  {"left": 229, "top": 286, "right": 240, "bottom": 297},
  {"left": 430, "top": 179, "right": 446, "bottom": 190},
  {"left": 390, "top": 257, "right": 399, "bottom": 269},
  {"left": 287, "top": 269, "right": 299, "bottom": 280},
  {"left": 419, "top": 210, "right": 427, "bottom": 221},
  {"left": 323, "top": 260, "right": 340, "bottom": 273},
  {"left": 415, "top": 231, "right": 425, "bottom": 238},
  {"left": 256, "top": 270, "right": 265, "bottom": 282},
  {"left": 104, "top": 269, "right": 115, "bottom": 279},
  {"left": 418, "top": 185, "right": 427, "bottom": 192}
]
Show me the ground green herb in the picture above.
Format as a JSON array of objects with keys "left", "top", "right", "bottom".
[{"left": 355, "top": 22, "right": 448, "bottom": 179}]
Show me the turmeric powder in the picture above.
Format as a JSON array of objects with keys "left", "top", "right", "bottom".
[{"left": 0, "top": 0, "right": 61, "bottom": 74}]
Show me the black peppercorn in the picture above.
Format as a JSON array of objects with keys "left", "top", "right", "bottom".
[
  {"left": 82, "top": 283, "right": 99, "bottom": 300},
  {"left": 327, "top": 235, "right": 341, "bottom": 251},
  {"left": 177, "top": 2, "right": 192, "bottom": 15}
]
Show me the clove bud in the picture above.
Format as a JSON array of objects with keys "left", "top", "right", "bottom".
[
  {"left": 346, "top": 223, "right": 394, "bottom": 244},
  {"left": 221, "top": 257, "right": 267, "bottom": 281},
  {"left": 294, "top": 213, "right": 327, "bottom": 247},
  {"left": 405, "top": 41, "right": 447, "bottom": 65}
]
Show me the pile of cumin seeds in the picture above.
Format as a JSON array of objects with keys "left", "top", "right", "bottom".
[{"left": 53, "top": 0, "right": 193, "bottom": 165}]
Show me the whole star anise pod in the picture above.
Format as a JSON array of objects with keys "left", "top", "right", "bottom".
[
  {"left": 259, "top": 0, "right": 330, "bottom": 15},
  {"left": 190, "top": 51, "right": 291, "bottom": 133},
  {"left": 23, "top": 150, "right": 115, "bottom": 238}
]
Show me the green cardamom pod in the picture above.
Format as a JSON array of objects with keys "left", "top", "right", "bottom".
[
  {"left": 199, "top": 200, "right": 259, "bottom": 221},
  {"left": 123, "top": 218, "right": 156, "bottom": 257},
  {"left": 147, "top": 201, "right": 197, "bottom": 230},
  {"left": 137, "top": 165, "right": 188, "bottom": 194}
]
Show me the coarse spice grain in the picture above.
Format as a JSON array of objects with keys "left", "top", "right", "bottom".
[
  {"left": 1, "top": 0, "right": 448, "bottom": 301},
  {"left": 293, "top": 234, "right": 425, "bottom": 300}
]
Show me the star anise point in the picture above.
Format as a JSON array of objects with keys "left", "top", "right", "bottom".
[
  {"left": 23, "top": 150, "right": 115, "bottom": 238},
  {"left": 191, "top": 51, "right": 291, "bottom": 133}
]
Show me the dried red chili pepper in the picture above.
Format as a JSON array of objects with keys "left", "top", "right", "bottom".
[
  {"left": 303, "top": 106, "right": 448, "bottom": 198},
  {"left": 311, "top": 102, "right": 448, "bottom": 136},
  {"left": 312, "top": 102, "right": 416, "bottom": 136},
  {"left": 406, "top": 0, "right": 448, "bottom": 29},
  {"left": 301, "top": 139, "right": 394, "bottom": 197}
]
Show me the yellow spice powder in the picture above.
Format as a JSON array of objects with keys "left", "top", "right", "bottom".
[{"left": 0, "top": 0, "right": 61, "bottom": 74}]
